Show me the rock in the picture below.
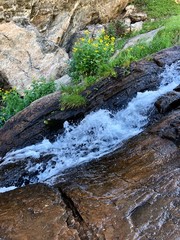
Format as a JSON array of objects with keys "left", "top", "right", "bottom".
[
  {"left": 130, "top": 21, "right": 143, "bottom": 32},
  {"left": 174, "top": 84, "right": 180, "bottom": 92},
  {"left": 0, "top": 47, "right": 180, "bottom": 239},
  {"left": 0, "top": 184, "right": 81, "bottom": 240},
  {"left": 124, "top": 26, "right": 163, "bottom": 48},
  {"left": 0, "top": 91, "right": 61, "bottom": 158},
  {"left": 124, "top": 4, "right": 136, "bottom": 17},
  {"left": 0, "top": 0, "right": 131, "bottom": 91},
  {"left": 154, "top": 47, "right": 180, "bottom": 66},
  {"left": 54, "top": 110, "right": 180, "bottom": 239},
  {"left": 130, "top": 12, "right": 147, "bottom": 22},
  {"left": 123, "top": 4, "right": 147, "bottom": 22},
  {"left": 0, "top": 56, "right": 161, "bottom": 158},
  {"left": 0, "top": 71, "right": 11, "bottom": 90},
  {"left": 0, "top": 99, "right": 179, "bottom": 240},
  {"left": 55, "top": 74, "right": 72, "bottom": 90},
  {"left": 0, "top": 22, "right": 69, "bottom": 92},
  {"left": 155, "top": 91, "right": 180, "bottom": 113},
  {"left": 0, "top": 0, "right": 130, "bottom": 47},
  {"left": 122, "top": 17, "right": 131, "bottom": 28}
]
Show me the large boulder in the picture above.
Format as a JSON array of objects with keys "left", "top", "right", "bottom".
[
  {"left": 0, "top": 0, "right": 130, "bottom": 46},
  {"left": 0, "top": 22, "right": 69, "bottom": 92}
]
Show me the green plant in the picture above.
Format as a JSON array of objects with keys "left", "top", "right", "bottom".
[
  {"left": 24, "top": 78, "right": 56, "bottom": 105},
  {"left": 84, "top": 76, "right": 97, "bottom": 87},
  {"left": 112, "top": 15, "right": 180, "bottom": 68},
  {"left": 132, "top": 0, "right": 180, "bottom": 18},
  {"left": 69, "top": 31, "right": 115, "bottom": 82},
  {"left": 60, "top": 93, "right": 86, "bottom": 110},
  {"left": 60, "top": 31, "right": 116, "bottom": 109},
  {"left": 0, "top": 78, "right": 56, "bottom": 128},
  {"left": 0, "top": 88, "right": 25, "bottom": 126}
]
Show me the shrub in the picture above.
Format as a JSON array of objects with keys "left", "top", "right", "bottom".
[
  {"left": 24, "top": 78, "right": 56, "bottom": 105},
  {"left": 69, "top": 31, "right": 115, "bottom": 83},
  {"left": 0, "top": 88, "right": 25, "bottom": 126},
  {"left": 60, "top": 31, "right": 116, "bottom": 110},
  {"left": 0, "top": 78, "right": 56, "bottom": 128}
]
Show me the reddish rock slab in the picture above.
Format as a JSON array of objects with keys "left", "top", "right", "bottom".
[
  {"left": 55, "top": 111, "right": 180, "bottom": 239},
  {"left": 0, "top": 113, "right": 179, "bottom": 239},
  {"left": 0, "top": 184, "right": 81, "bottom": 240}
]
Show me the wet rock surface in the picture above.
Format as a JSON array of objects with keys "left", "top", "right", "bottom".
[
  {"left": 0, "top": 111, "right": 179, "bottom": 239},
  {"left": 54, "top": 111, "right": 180, "bottom": 239},
  {"left": 0, "top": 46, "right": 180, "bottom": 158},
  {"left": 155, "top": 91, "right": 180, "bottom": 113},
  {"left": 0, "top": 184, "right": 82, "bottom": 240}
]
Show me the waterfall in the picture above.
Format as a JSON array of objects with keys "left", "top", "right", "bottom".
[{"left": 0, "top": 61, "right": 180, "bottom": 191}]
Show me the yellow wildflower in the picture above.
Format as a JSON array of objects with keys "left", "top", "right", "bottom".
[
  {"left": 73, "top": 47, "right": 78, "bottom": 53},
  {"left": 111, "top": 36, "right": 115, "bottom": 42},
  {"left": 84, "top": 30, "right": 90, "bottom": 35},
  {"left": 104, "top": 35, "right": 109, "bottom": 40}
]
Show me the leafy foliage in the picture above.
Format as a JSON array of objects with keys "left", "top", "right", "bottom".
[
  {"left": 61, "top": 31, "right": 116, "bottom": 109},
  {"left": 0, "top": 78, "right": 55, "bottom": 127},
  {"left": 69, "top": 31, "right": 115, "bottom": 83}
]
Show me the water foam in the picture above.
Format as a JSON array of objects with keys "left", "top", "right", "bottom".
[{"left": 1, "top": 62, "right": 180, "bottom": 184}]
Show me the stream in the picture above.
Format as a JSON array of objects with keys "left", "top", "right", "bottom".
[{"left": 0, "top": 61, "right": 180, "bottom": 192}]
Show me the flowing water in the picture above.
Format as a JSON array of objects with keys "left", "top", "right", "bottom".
[{"left": 0, "top": 62, "right": 180, "bottom": 192}]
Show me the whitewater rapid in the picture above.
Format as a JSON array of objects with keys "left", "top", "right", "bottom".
[{"left": 0, "top": 61, "right": 180, "bottom": 190}]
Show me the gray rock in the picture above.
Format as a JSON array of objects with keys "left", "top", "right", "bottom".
[
  {"left": 55, "top": 74, "right": 71, "bottom": 90},
  {"left": 0, "top": 22, "right": 69, "bottom": 92},
  {"left": 130, "top": 21, "right": 143, "bottom": 32},
  {"left": 124, "top": 27, "right": 164, "bottom": 49}
]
